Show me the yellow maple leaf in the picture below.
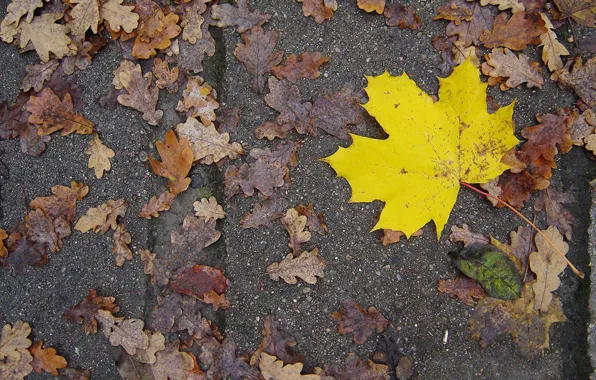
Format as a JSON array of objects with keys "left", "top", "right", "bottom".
[{"left": 323, "top": 60, "right": 519, "bottom": 238}]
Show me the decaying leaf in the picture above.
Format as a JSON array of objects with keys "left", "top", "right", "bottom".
[
  {"left": 570, "top": 108, "right": 595, "bottom": 145},
  {"left": 309, "top": 88, "right": 365, "bottom": 140},
  {"left": 180, "top": 0, "right": 207, "bottom": 44},
  {"left": 250, "top": 315, "right": 304, "bottom": 367},
  {"left": 170, "top": 264, "right": 231, "bottom": 310},
  {"left": 469, "top": 284, "right": 566, "bottom": 357},
  {"left": 26, "top": 88, "right": 94, "bottom": 136},
  {"left": 529, "top": 226, "right": 568, "bottom": 312},
  {"left": 68, "top": 0, "right": 101, "bottom": 35},
  {"left": 133, "top": 331, "right": 165, "bottom": 364},
  {"left": 267, "top": 249, "right": 325, "bottom": 284},
  {"left": 384, "top": 2, "right": 422, "bottom": 30},
  {"left": 100, "top": 0, "right": 139, "bottom": 33},
  {"left": 534, "top": 187, "right": 575, "bottom": 240},
  {"left": 296, "top": 203, "right": 328, "bottom": 236},
  {"left": 241, "top": 197, "right": 289, "bottom": 229},
  {"left": 85, "top": 134, "right": 115, "bottom": 179},
  {"left": 216, "top": 107, "right": 242, "bottom": 134},
  {"left": 113, "top": 60, "right": 163, "bottom": 125},
  {"left": 539, "top": 12, "right": 569, "bottom": 72},
  {"left": 297, "top": 0, "right": 336, "bottom": 23},
  {"left": 272, "top": 52, "right": 329, "bottom": 82},
  {"left": 0, "top": 320, "right": 33, "bottom": 379},
  {"left": 29, "top": 340, "right": 67, "bottom": 375},
  {"left": 175, "top": 117, "right": 242, "bottom": 164},
  {"left": 480, "top": 11, "right": 547, "bottom": 50},
  {"left": 193, "top": 197, "right": 226, "bottom": 222},
  {"left": 259, "top": 353, "right": 321, "bottom": 380},
  {"left": 0, "top": 229, "right": 7, "bottom": 258},
  {"left": 234, "top": 25, "right": 284, "bottom": 93},
  {"left": 445, "top": 0, "right": 494, "bottom": 47},
  {"left": 148, "top": 130, "right": 193, "bottom": 195},
  {"left": 553, "top": 56, "right": 596, "bottom": 108},
  {"left": 112, "top": 224, "right": 133, "bottom": 267},
  {"left": 380, "top": 228, "right": 422, "bottom": 246},
  {"left": 358, "top": 0, "right": 385, "bottom": 14},
  {"left": 323, "top": 60, "right": 518, "bottom": 237},
  {"left": 432, "top": 35, "right": 458, "bottom": 75},
  {"left": 175, "top": 77, "right": 219, "bottom": 125},
  {"left": 0, "top": 0, "right": 47, "bottom": 29},
  {"left": 199, "top": 337, "right": 259, "bottom": 380},
  {"left": 331, "top": 299, "right": 389, "bottom": 344},
  {"left": 224, "top": 158, "right": 286, "bottom": 198},
  {"left": 438, "top": 275, "right": 487, "bottom": 306},
  {"left": 63, "top": 289, "right": 120, "bottom": 335},
  {"left": 211, "top": 0, "right": 270, "bottom": 33},
  {"left": 96, "top": 310, "right": 149, "bottom": 355},
  {"left": 481, "top": 48, "right": 543, "bottom": 90},
  {"left": 21, "top": 60, "right": 59, "bottom": 92},
  {"left": 435, "top": 1, "right": 473, "bottom": 25},
  {"left": 262, "top": 77, "right": 312, "bottom": 135},
  {"left": 132, "top": 9, "right": 181, "bottom": 59},
  {"left": 324, "top": 352, "right": 390, "bottom": 380},
  {"left": 151, "top": 340, "right": 204, "bottom": 380},
  {"left": 153, "top": 58, "right": 179, "bottom": 93},
  {"left": 553, "top": 0, "right": 596, "bottom": 27},
  {"left": 282, "top": 208, "right": 311, "bottom": 256},
  {"left": 139, "top": 191, "right": 176, "bottom": 219},
  {"left": 75, "top": 199, "right": 127, "bottom": 233},
  {"left": 19, "top": 13, "right": 71, "bottom": 62}
]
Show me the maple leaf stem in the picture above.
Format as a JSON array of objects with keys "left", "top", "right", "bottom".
[{"left": 460, "top": 181, "right": 584, "bottom": 279}]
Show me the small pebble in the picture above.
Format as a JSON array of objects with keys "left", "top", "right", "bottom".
[{"left": 303, "top": 287, "right": 311, "bottom": 293}]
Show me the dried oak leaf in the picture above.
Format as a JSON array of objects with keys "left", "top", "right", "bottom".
[
  {"left": 19, "top": 13, "right": 71, "bottom": 62},
  {"left": 175, "top": 117, "right": 242, "bottom": 164},
  {"left": 272, "top": 52, "right": 329, "bottom": 82},
  {"left": 132, "top": 10, "right": 181, "bottom": 59},
  {"left": 570, "top": 108, "right": 595, "bottom": 145},
  {"left": 177, "top": 11, "right": 216, "bottom": 74},
  {"left": 180, "top": 0, "right": 207, "bottom": 44},
  {"left": 249, "top": 140, "right": 301, "bottom": 170},
  {"left": 96, "top": 310, "right": 149, "bottom": 355},
  {"left": 216, "top": 107, "right": 242, "bottom": 134},
  {"left": 266, "top": 249, "right": 326, "bottom": 285},
  {"left": 29, "top": 340, "right": 66, "bottom": 375},
  {"left": 250, "top": 315, "right": 304, "bottom": 367},
  {"left": 0, "top": 229, "right": 7, "bottom": 258},
  {"left": 297, "top": 0, "right": 336, "bottom": 23},
  {"left": 259, "top": 353, "right": 320, "bottom": 380},
  {"left": 21, "top": 60, "right": 59, "bottom": 92},
  {"left": 539, "top": 12, "right": 569, "bottom": 72},
  {"left": 139, "top": 191, "right": 176, "bottom": 219},
  {"left": 148, "top": 130, "right": 193, "bottom": 195},
  {"left": 380, "top": 228, "right": 422, "bottom": 246},
  {"left": 112, "top": 224, "right": 133, "bottom": 267},
  {"left": 199, "top": 337, "right": 259, "bottom": 380},
  {"left": 384, "top": 3, "right": 422, "bottom": 30},
  {"left": 170, "top": 264, "right": 231, "bottom": 310},
  {"left": 529, "top": 226, "right": 568, "bottom": 312},
  {"left": 469, "top": 284, "right": 566, "bottom": 357},
  {"left": 438, "top": 275, "right": 487, "bottom": 306},
  {"left": 480, "top": 0, "right": 525, "bottom": 11},
  {"left": 1, "top": 0, "right": 47, "bottom": 27},
  {"left": 113, "top": 60, "right": 163, "bottom": 125},
  {"left": 480, "top": 11, "right": 547, "bottom": 50},
  {"left": 85, "top": 134, "right": 115, "bottom": 179},
  {"left": 553, "top": 0, "right": 596, "bottom": 27},
  {"left": 24, "top": 208, "right": 63, "bottom": 253},
  {"left": 115, "top": 349, "right": 152, "bottom": 380},
  {"left": 296, "top": 203, "right": 328, "bottom": 236},
  {"left": 241, "top": 197, "right": 289, "bottom": 229},
  {"left": 434, "top": 1, "right": 474, "bottom": 24},
  {"left": 193, "top": 197, "right": 226, "bottom": 222},
  {"left": 498, "top": 226, "right": 535, "bottom": 279},
  {"left": 26, "top": 88, "right": 93, "bottom": 136},
  {"left": 445, "top": 0, "right": 494, "bottom": 47},
  {"left": 234, "top": 25, "right": 284, "bottom": 93},
  {"left": 497, "top": 170, "right": 541, "bottom": 208},
  {"left": 62, "top": 35, "right": 107, "bottom": 76},
  {"left": 176, "top": 76, "right": 219, "bottom": 124},
  {"left": 63, "top": 289, "right": 120, "bottom": 335},
  {"left": 309, "top": 88, "right": 365, "bottom": 140},
  {"left": 30, "top": 181, "right": 88, "bottom": 222},
  {"left": 0, "top": 94, "right": 29, "bottom": 140},
  {"left": 75, "top": 199, "right": 127, "bottom": 233},
  {"left": 331, "top": 299, "right": 389, "bottom": 344},
  {"left": 152, "top": 58, "right": 179, "bottom": 94},
  {"left": 151, "top": 340, "right": 204, "bottom": 380},
  {"left": 224, "top": 158, "right": 286, "bottom": 198},
  {"left": 481, "top": 48, "right": 543, "bottom": 90},
  {"left": 0, "top": 320, "right": 33, "bottom": 379},
  {"left": 255, "top": 120, "right": 294, "bottom": 140},
  {"left": 432, "top": 35, "right": 458, "bottom": 76},
  {"left": 324, "top": 352, "right": 390, "bottom": 380},
  {"left": 133, "top": 331, "right": 165, "bottom": 364},
  {"left": 68, "top": 0, "right": 101, "bottom": 35},
  {"left": 282, "top": 208, "right": 312, "bottom": 255},
  {"left": 100, "top": 0, "right": 139, "bottom": 33},
  {"left": 263, "top": 77, "right": 312, "bottom": 135},
  {"left": 553, "top": 56, "right": 596, "bottom": 108},
  {"left": 211, "top": 0, "right": 270, "bottom": 33},
  {"left": 358, "top": 0, "right": 385, "bottom": 13},
  {"left": 3, "top": 233, "right": 47, "bottom": 274},
  {"left": 59, "top": 367, "right": 91, "bottom": 379},
  {"left": 534, "top": 187, "right": 575, "bottom": 240}
]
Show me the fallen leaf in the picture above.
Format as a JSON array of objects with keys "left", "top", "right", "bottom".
[
  {"left": 132, "top": 9, "right": 181, "bottom": 59},
  {"left": 432, "top": 35, "right": 458, "bottom": 75},
  {"left": 323, "top": 60, "right": 518, "bottom": 237},
  {"left": 297, "top": 0, "right": 336, "bottom": 23},
  {"left": 63, "top": 289, "right": 120, "bottom": 334},
  {"left": 480, "top": 11, "right": 547, "bottom": 50},
  {"left": 296, "top": 203, "right": 328, "bottom": 236},
  {"left": 113, "top": 60, "right": 163, "bottom": 125},
  {"left": 259, "top": 353, "right": 321, "bottom": 380},
  {"left": 250, "top": 315, "right": 305, "bottom": 367},
  {"left": 272, "top": 52, "right": 329, "bottom": 82},
  {"left": 384, "top": 2, "right": 422, "bottom": 30},
  {"left": 263, "top": 77, "right": 312, "bottom": 135},
  {"left": 224, "top": 158, "right": 286, "bottom": 198},
  {"left": 199, "top": 337, "right": 259, "bottom": 380},
  {"left": 0, "top": 94, "right": 29, "bottom": 140},
  {"left": 180, "top": 0, "right": 207, "bottom": 44},
  {"left": 0, "top": 321, "right": 33, "bottom": 379},
  {"left": 0, "top": 229, "right": 7, "bottom": 258},
  {"left": 534, "top": 188, "right": 575, "bottom": 240},
  {"left": 438, "top": 275, "right": 487, "bottom": 306},
  {"left": 24, "top": 209, "right": 62, "bottom": 253},
  {"left": 175, "top": 117, "right": 242, "bottom": 164},
  {"left": 148, "top": 130, "right": 193, "bottom": 195},
  {"left": 75, "top": 199, "right": 127, "bottom": 233},
  {"left": 553, "top": 56, "right": 596, "bottom": 108},
  {"left": 115, "top": 349, "right": 153, "bottom": 380},
  {"left": 177, "top": 17, "right": 215, "bottom": 74},
  {"left": 324, "top": 352, "right": 390, "bottom": 380},
  {"left": 151, "top": 340, "right": 204, "bottom": 380},
  {"left": 29, "top": 181, "right": 88, "bottom": 222},
  {"left": 539, "top": 12, "right": 569, "bottom": 72},
  {"left": 193, "top": 197, "right": 226, "bottom": 222},
  {"left": 452, "top": 40, "right": 480, "bottom": 66},
  {"left": 267, "top": 249, "right": 326, "bottom": 284},
  {"left": 434, "top": 0, "right": 473, "bottom": 24},
  {"left": 569, "top": 108, "right": 595, "bottom": 145},
  {"left": 358, "top": 0, "right": 385, "bottom": 13},
  {"left": 19, "top": 13, "right": 71, "bottom": 62},
  {"left": 170, "top": 264, "right": 230, "bottom": 309},
  {"left": 309, "top": 88, "right": 365, "bottom": 139},
  {"left": 175, "top": 76, "right": 219, "bottom": 125},
  {"left": 61, "top": 35, "right": 107, "bottom": 76},
  {"left": 480, "top": 0, "right": 525, "bottom": 12},
  {"left": 445, "top": 0, "right": 494, "bottom": 47},
  {"left": 469, "top": 284, "right": 566, "bottom": 357},
  {"left": 0, "top": 0, "right": 47, "bottom": 28},
  {"left": 26, "top": 88, "right": 94, "bottom": 136},
  {"left": 21, "top": 60, "right": 59, "bottom": 92},
  {"left": 216, "top": 107, "right": 242, "bottom": 134},
  {"left": 68, "top": 0, "right": 101, "bottom": 35},
  {"left": 281, "top": 208, "right": 311, "bottom": 256},
  {"left": 112, "top": 224, "right": 133, "bottom": 267},
  {"left": 133, "top": 331, "right": 165, "bottom": 364},
  {"left": 234, "top": 25, "right": 284, "bottom": 93},
  {"left": 381, "top": 228, "right": 422, "bottom": 246},
  {"left": 449, "top": 224, "right": 490, "bottom": 247},
  {"left": 139, "top": 191, "right": 176, "bottom": 219},
  {"left": 85, "top": 134, "right": 115, "bottom": 179},
  {"left": 395, "top": 357, "right": 413, "bottom": 380},
  {"left": 137, "top": 248, "right": 156, "bottom": 281},
  {"left": 481, "top": 48, "right": 543, "bottom": 90},
  {"left": 100, "top": 0, "right": 139, "bottom": 33},
  {"left": 29, "top": 340, "right": 67, "bottom": 375},
  {"left": 59, "top": 367, "right": 91, "bottom": 380},
  {"left": 240, "top": 197, "right": 289, "bottom": 228},
  {"left": 553, "top": 0, "right": 596, "bottom": 27},
  {"left": 211, "top": 0, "right": 270, "bottom": 33},
  {"left": 152, "top": 58, "right": 179, "bottom": 93},
  {"left": 96, "top": 310, "right": 149, "bottom": 355},
  {"left": 331, "top": 299, "right": 389, "bottom": 344},
  {"left": 255, "top": 120, "right": 294, "bottom": 140}
]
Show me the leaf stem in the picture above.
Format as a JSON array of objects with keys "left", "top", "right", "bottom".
[{"left": 460, "top": 181, "right": 584, "bottom": 279}]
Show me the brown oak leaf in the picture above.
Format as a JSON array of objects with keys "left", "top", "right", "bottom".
[
  {"left": 180, "top": 0, "right": 207, "bottom": 44},
  {"left": 432, "top": 35, "right": 458, "bottom": 75},
  {"left": 553, "top": 56, "right": 596, "bottom": 108},
  {"left": 258, "top": 353, "right": 320, "bottom": 380},
  {"left": 381, "top": 228, "right": 422, "bottom": 246},
  {"left": 175, "top": 76, "right": 219, "bottom": 125},
  {"left": 61, "top": 35, "right": 108, "bottom": 76},
  {"left": 445, "top": 0, "right": 494, "bottom": 47},
  {"left": 481, "top": 48, "right": 544, "bottom": 90},
  {"left": 272, "top": 52, "right": 329, "bottom": 82},
  {"left": 148, "top": 130, "right": 193, "bottom": 195},
  {"left": 384, "top": 2, "right": 422, "bottom": 30},
  {"left": 19, "top": 13, "right": 71, "bottom": 62},
  {"left": 21, "top": 60, "right": 59, "bottom": 92},
  {"left": 63, "top": 289, "right": 120, "bottom": 334},
  {"left": 331, "top": 299, "right": 389, "bottom": 344},
  {"left": 176, "top": 11, "right": 216, "bottom": 74},
  {"left": 234, "top": 25, "right": 284, "bottom": 93},
  {"left": 0, "top": 320, "right": 33, "bottom": 379},
  {"left": 282, "top": 208, "right": 311, "bottom": 255},
  {"left": 438, "top": 275, "right": 487, "bottom": 306},
  {"left": 170, "top": 264, "right": 230, "bottom": 309},
  {"left": 266, "top": 249, "right": 326, "bottom": 285},
  {"left": 255, "top": 120, "right": 295, "bottom": 140},
  {"left": 139, "top": 191, "right": 176, "bottom": 219},
  {"left": 132, "top": 9, "right": 181, "bottom": 59},
  {"left": 0, "top": 94, "right": 29, "bottom": 141},
  {"left": 100, "top": 0, "right": 139, "bottom": 33},
  {"left": 534, "top": 187, "right": 575, "bottom": 240},
  {"left": 264, "top": 77, "right": 312, "bottom": 134},
  {"left": 75, "top": 199, "right": 127, "bottom": 233},
  {"left": 211, "top": 0, "right": 270, "bottom": 33},
  {"left": 224, "top": 158, "right": 286, "bottom": 198},
  {"left": 480, "top": 11, "right": 547, "bottom": 50},
  {"left": 26, "top": 88, "right": 93, "bottom": 136},
  {"left": 216, "top": 107, "right": 242, "bottom": 134},
  {"left": 59, "top": 367, "right": 91, "bottom": 379},
  {"left": 175, "top": 117, "right": 242, "bottom": 164},
  {"left": 96, "top": 310, "right": 149, "bottom": 355},
  {"left": 113, "top": 60, "right": 163, "bottom": 125},
  {"left": 297, "top": 0, "right": 336, "bottom": 23},
  {"left": 85, "top": 134, "right": 115, "bottom": 179},
  {"left": 434, "top": 1, "right": 474, "bottom": 25},
  {"left": 112, "top": 224, "right": 133, "bottom": 267},
  {"left": 449, "top": 224, "right": 490, "bottom": 246},
  {"left": 358, "top": 0, "right": 385, "bottom": 13},
  {"left": 199, "top": 337, "right": 259, "bottom": 380},
  {"left": 133, "top": 331, "right": 165, "bottom": 365},
  {"left": 309, "top": 88, "right": 365, "bottom": 139},
  {"left": 29, "top": 181, "right": 88, "bottom": 222},
  {"left": 250, "top": 315, "right": 305, "bottom": 367},
  {"left": 553, "top": 0, "right": 596, "bottom": 27},
  {"left": 193, "top": 197, "right": 226, "bottom": 222},
  {"left": 68, "top": 0, "right": 101, "bottom": 35},
  {"left": 240, "top": 197, "right": 289, "bottom": 229},
  {"left": 569, "top": 108, "right": 594, "bottom": 145},
  {"left": 498, "top": 170, "right": 543, "bottom": 209},
  {"left": 152, "top": 58, "right": 179, "bottom": 94},
  {"left": 324, "top": 352, "right": 390, "bottom": 380},
  {"left": 151, "top": 340, "right": 205, "bottom": 380},
  {"left": 0, "top": 229, "right": 7, "bottom": 258},
  {"left": 296, "top": 203, "right": 328, "bottom": 236},
  {"left": 29, "top": 340, "right": 67, "bottom": 375}
]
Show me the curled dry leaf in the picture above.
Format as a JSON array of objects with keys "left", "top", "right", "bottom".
[
  {"left": 139, "top": 191, "right": 176, "bottom": 219},
  {"left": 266, "top": 249, "right": 326, "bottom": 285},
  {"left": 153, "top": 58, "right": 179, "bottom": 94},
  {"left": 224, "top": 158, "right": 286, "bottom": 198},
  {"left": 480, "top": 11, "right": 547, "bottom": 50},
  {"left": 384, "top": 2, "right": 422, "bottom": 30},
  {"left": 193, "top": 197, "right": 226, "bottom": 222},
  {"left": 445, "top": 0, "right": 494, "bottom": 47},
  {"left": 331, "top": 299, "right": 389, "bottom": 344},
  {"left": 240, "top": 197, "right": 289, "bottom": 229},
  {"left": 481, "top": 48, "right": 543, "bottom": 90},
  {"left": 21, "top": 60, "right": 59, "bottom": 92},
  {"left": 148, "top": 130, "right": 193, "bottom": 195},
  {"left": 250, "top": 315, "right": 304, "bottom": 366},
  {"left": 180, "top": 0, "right": 207, "bottom": 44},
  {"left": 29, "top": 340, "right": 67, "bottom": 375},
  {"left": 296, "top": 203, "right": 328, "bottom": 236},
  {"left": 175, "top": 117, "right": 242, "bottom": 164},
  {"left": 211, "top": 0, "right": 271, "bottom": 33},
  {"left": 170, "top": 264, "right": 231, "bottom": 310},
  {"left": 553, "top": 56, "right": 596, "bottom": 108},
  {"left": 96, "top": 310, "right": 149, "bottom": 356},
  {"left": 85, "top": 134, "right": 115, "bottom": 179},
  {"left": 539, "top": 12, "right": 569, "bottom": 72},
  {"left": 438, "top": 275, "right": 487, "bottom": 306},
  {"left": 26, "top": 88, "right": 94, "bottom": 136},
  {"left": 199, "top": 337, "right": 259, "bottom": 380},
  {"left": 19, "top": 13, "right": 71, "bottom": 62},
  {"left": 175, "top": 77, "right": 219, "bottom": 125},
  {"left": 534, "top": 187, "right": 575, "bottom": 240},
  {"left": 151, "top": 340, "right": 204, "bottom": 380},
  {"left": 63, "top": 289, "right": 120, "bottom": 335},
  {"left": 358, "top": 0, "right": 385, "bottom": 13},
  {"left": 272, "top": 52, "right": 329, "bottom": 82},
  {"left": 0, "top": 320, "right": 33, "bottom": 379},
  {"left": 112, "top": 224, "right": 133, "bottom": 267},
  {"left": 75, "top": 199, "right": 127, "bottom": 233},
  {"left": 132, "top": 9, "right": 181, "bottom": 59},
  {"left": 259, "top": 353, "right": 321, "bottom": 380},
  {"left": 381, "top": 229, "right": 422, "bottom": 246},
  {"left": 282, "top": 208, "right": 311, "bottom": 256},
  {"left": 297, "top": 0, "right": 336, "bottom": 23},
  {"left": 113, "top": 60, "right": 163, "bottom": 125}
]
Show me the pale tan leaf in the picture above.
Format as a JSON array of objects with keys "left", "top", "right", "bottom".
[
  {"left": 193, "top": 197, "right": 226, "bottom": 222},
  {"left": 266, "top": 249, "right": 325, "bottom": 285},
  {"left": 75, "top": 199, "right": 127, "bottom": 233},
  {"left": 96, "top": 310, "right": 149, "bottom": 355},
  {"left": 19, "top": 13, "right": 72, "bottom": 62},
  {"left": 133, "top": 331, "right": 165, "bottom": 364},
  {"left": 181, "top": 1, "right": 206, "bottom": 44},
  {"left": 479, "top": 0, "right": 524, "bottom": 12},
  {"left": 481, "top": 48, "right": 543, "bottom": 90},
  {"left": 2, "top": 0, "right": 47, "bottom": 26},
  {"left": 175, "top": 77, "right": 219, "bottom": 125},
  {"left": 0, "top": 321, "right": 32, "bottom": 361},
  {"left": 85, "top": 134, "right": 115, "bottom": 179},
  {"left": 21, "top": 60, "right": 59, "bottom": 92},
  {"left": 281, "top": 208, "right": 311, "bottom": 256},
  {"left": 112, "top": 224, "right": 133, "bottom": 267},
  {"left": 449, "top": 224, "right": 490, "bottom": 246},
  {"left": 68, "top": 0, "right": 100, "bottom": 35},
  {"left": 175, "top": 117, "right": 242, "bottom": 164},
  {"left": 100, "top": 0, "right": 139, "bottom": 33},
  {"left": 539, "top": 12, "right": 569, "bottom": 72},
  {"left": 258, "top": 353, "right": 321, "bottom": 380}
]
